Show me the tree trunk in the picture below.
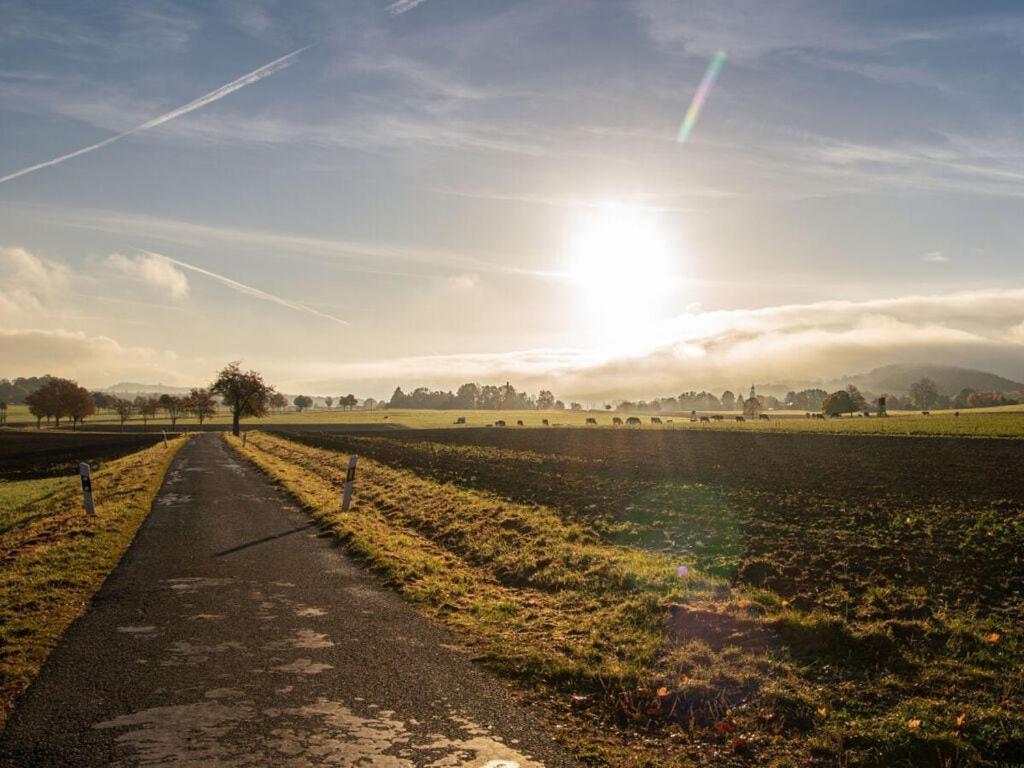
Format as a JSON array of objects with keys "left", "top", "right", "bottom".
[{"left": 232, "top": 410, "right": 241, "bottom": 436}]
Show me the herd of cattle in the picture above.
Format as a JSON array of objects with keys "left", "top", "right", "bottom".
[{"left": 477, "top": 413, "right": 776, "bottom": 428}]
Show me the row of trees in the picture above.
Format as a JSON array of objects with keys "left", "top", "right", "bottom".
[
  {"left": 24, "top": 378, "right": 96, "bottom": 429},
  {"left": 388, "top": 382, "right": 566, "bottom": 411},
  {"left": 292, "top": 394, "right": 359, "bottom": 411}
]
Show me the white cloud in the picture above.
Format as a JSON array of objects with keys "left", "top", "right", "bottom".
[
  {"left": 285, "top": 287, "right": 1024, "bottom": 398},
  {"left": 0, "top": 245, "right": 69, "bottom": 317},
  {"left": 387, "top": 0, "right": 429, "bottom": 17},
  {"left": 922, "top": 251, "right": 949, "bottom": 263},
  {"left": 107, "top": 252, "right": 190, "bottom": 300},
  {"left": 0, "top": 328, "right": 181, "bottom": 387}
]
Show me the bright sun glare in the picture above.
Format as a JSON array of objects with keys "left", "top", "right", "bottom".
[{"left": 566, "top": 205, "right": 677, "bottom": 344}]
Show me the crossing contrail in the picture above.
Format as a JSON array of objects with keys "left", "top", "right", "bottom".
[
  {"left": 0, "top": 45, "right": 311, "bottom": 186},
  {"left": 141, "top": 250, "right": 348, "bottom": 326}
]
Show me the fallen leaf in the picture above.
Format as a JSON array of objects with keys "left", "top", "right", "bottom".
[
  {"left": 657, "top": 686, "right": 670, "bottom": 697},
  {"left": 817, "top": 707, "right": 828, "bottom": 717},
  {"left": 737, "top": 599, "right": 751, "bottom": 609},
  {"left": 985, "top": 632, "right": 1001, "bottom": 644},
  {"left": 715, "top": 721, "right": 736, "bottom": 734},
  {"left": 908, "top": 719, "right": 922, "bottom": 731},
  {"left": 955, "top": 713, "right": 967, "bottom": 728}
]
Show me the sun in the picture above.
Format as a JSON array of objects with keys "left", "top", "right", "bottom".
[{"left": 565, "top": 205, "right": 678, "bottom": 344}]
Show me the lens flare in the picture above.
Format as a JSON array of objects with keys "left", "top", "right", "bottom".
[{"left": 677, "top": 51, "right": 727, "bottom": 144}]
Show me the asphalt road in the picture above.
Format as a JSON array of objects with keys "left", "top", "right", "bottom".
[{"left": 0, "top": 434, "right": 577, "bottom": 767}]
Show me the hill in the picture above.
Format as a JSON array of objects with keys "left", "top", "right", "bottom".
[
  {"left": 105, "top": 382, "right": 193, "bottom": 396},
  {"left": 839, "top": 364, "right": 1024, "bottom": 396}
]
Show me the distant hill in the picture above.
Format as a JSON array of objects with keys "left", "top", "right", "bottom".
[
  {"left": 105, "top": 382, "right": 193, "bottom": 396},
  {"left": 838, "top": 364, "right": 1024, "bottom": 396}
]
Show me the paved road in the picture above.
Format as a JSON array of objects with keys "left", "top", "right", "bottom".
[{"left": 1, "top": 434, "right": 577, "bottom": 767}]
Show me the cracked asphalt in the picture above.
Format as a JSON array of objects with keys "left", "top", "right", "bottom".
[{"left": 0, "top": 434, "right": 578, "bottom": 767}]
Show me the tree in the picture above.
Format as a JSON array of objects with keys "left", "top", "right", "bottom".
[
  {"left": 135, "top": 395, "right": 159, "bottom": 426},
  {"left": 91, "top": 391, "right": 114, "bottom": 411},
  {"left": 270, "top": 392, "right": 288, "bottom": 412},
  {"left": 536, "top": 390, "right": 555, "bottom": 410},
  {"left": 720, "top": 390, "right": 736, "bottom": 410},
  {"left": 454, "top": 382, "right": 480, "bottom": 409},
  {"left": 845, "top": 385, "right": 867, "bottom": 412},
  {"left": 742, "top": 396, "right": 762, "bottom": 418},
  {"left": 910, "top": 377, "right": 940, "bottom": 410},
  {"left": 112, "top": 397, "right": 135, "bottom": 427},
  {"left": 554, "top": 400, "right": 565, "bottom": 410},
  {"left": 210, "top": 362, "right": 274, "bottom": 436},
  {"left": 342, "top": 394, "right": 357, "bottom": 410},
  {"left": 293, "top": 395, "right": 313, "bottom": 412},
  {"left": 159, "top": 394, "right": 185, "bottom": 425},
  {"left": 822, "top": 390, "right": 855, "bottom": 416},
  {"left": 363, "top": 397, "right": 378, "bottom": 411},
  {"left": 68, "top": 386, "right": 95, "bottom": 430},
  {"left": 186, "top": 388, "right": 217, "bottom": 425},
  {"left": 0, "top": 400, "right": 6, "bottom": 425},
  {"left": 324, "top": 396, "right": 334, "bottom": 410},
  {"left": 570, "top": 402, "right": 582, "bottom": 411}
]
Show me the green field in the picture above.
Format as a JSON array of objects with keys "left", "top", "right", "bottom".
[{"left": 8, "top": 402, "right": 1024, "bottom": 437}]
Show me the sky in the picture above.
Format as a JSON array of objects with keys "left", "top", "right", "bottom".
[{"left": 3, "top": 0, "right": 1024, "bottom": 400}]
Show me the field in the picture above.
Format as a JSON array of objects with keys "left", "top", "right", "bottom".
[
  {"left": 11, "top": 403, "right": 1024, "bottom": 437},
  {"left": 0, "top": 429, "right": 166, "bottom": 481},
  {"left": 0, "top": 435, "right": 186, "bottom": 728},
  {"left": 229, "top": 428, "right": 1024, "bottom": 767}
]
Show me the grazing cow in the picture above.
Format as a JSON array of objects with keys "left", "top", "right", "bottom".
[
  {"left": 954, "top": 411, "right": 960, "bottom": 418},
  {"left": 805, "top": 412, "right": 811, "bottom": 418},
  {"left": 666, "top": 418, "right": 673, "bottom": 423},
  {"left": 699, "top": 416, "right": 711, "bottom": 423},
  {"left": 516, "top": 420, "right": 524, "bottom": 426},
  {"left": 612, "top": 416, "right": 623, "bottom": 425},
  {"left": 922, "top": 411, "right": 931, "bottom": 416},
  {"left": 626, "top": 416, "right": 642, "bottom": 425},
  {"left": 495, "top": 420, "right": 507, "bottom": 427},
  {"left": 735, "top": 416, "right": 746, "bottom": 422},
  {"left": 863, "top": 411, "right": 871, "bottom": 418},
  {"left": 651, "top": 416, "right": 662, "bottom": 424},
  {"left": 454, "top": 416, "right": 466, "bottom": 424},
  {"left": 585, "top": 417, "right": 598, "bottom": 425},
  {"left": 542, "top": 418, "right": 549, "bottom": 426},
  {"left": 758, "top": 414, "right": 770, "bottom": 421}
]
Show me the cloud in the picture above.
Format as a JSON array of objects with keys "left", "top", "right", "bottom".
[
  {"left": 922, "top": 251, "right": 949, "bottom": 263},
  {"left": 107, "top": 252, "right": 189, "bottom": 300},
  {"left": 0, "top": 245, "right": 69, "bottom": 317},
  {"left": 0, "top": 45, "right": 311, "bottom": 185},
  {"left": 0, "top": 328, "right": 180, "bottom": 387},
  {"left": 140, "top": 250, "right": 348, "bottom": 326},
  {"left": 387, "top": 0, "right": 429, "bottom": 16},
  {"left": 284, "top": 287, "right": 1024, "bottom": 398}
]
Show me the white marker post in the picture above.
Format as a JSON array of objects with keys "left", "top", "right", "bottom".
[
  {"left": 341, "top": 455, "right": 358, "bottom": 511},
  {"left": 79, "top": 462, "right": 95, "bottom": 516},
  {"left": 161, "top": 429, "right": 168, "bottom": 448},
  {"left": 242, "top": 431, "right": 248, "bottom": 447}
]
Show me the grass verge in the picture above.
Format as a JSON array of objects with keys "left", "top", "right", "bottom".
[{"left": 0, "top": 436, "right": 187, "bottom": 729}]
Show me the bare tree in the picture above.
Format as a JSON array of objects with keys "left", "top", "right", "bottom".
[
  {"left": 135, "top": 395, "right": 160, "bottom": 427},
  {"left": 324, "top": 396, "right": 333, "bottom": 410},
  {"left": 112, "top": 397, "right": 135, "bottom": 428},
  {"left": 159, "top": 394, "right": 186, "bottom": 426}
]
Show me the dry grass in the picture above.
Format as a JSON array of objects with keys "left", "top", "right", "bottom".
[{"left": 0, "top": 436, "right": 187, "bottom": 729}]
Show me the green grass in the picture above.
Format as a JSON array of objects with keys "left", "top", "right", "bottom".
[
  {"left": 11, "top": 403, "right": 1024, "bottom": 438},
  {"left": 0, "top": 436, "right": 187, "bottom": 729}
]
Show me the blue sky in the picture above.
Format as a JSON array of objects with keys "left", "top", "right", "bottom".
[{"left": 3, "top": 1, "right": 1024, "bottom": 398}]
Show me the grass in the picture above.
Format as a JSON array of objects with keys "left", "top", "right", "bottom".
[
  {"left": 11, "top": 402, "right": 1024, "bottom": 437},
  {"left": 230, "top": 430, "right": 1024, "bottom": 767},
  {"left": 0, "top": 435, "right": 187, "bottom": 729}
]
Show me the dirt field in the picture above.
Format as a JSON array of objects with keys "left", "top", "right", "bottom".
[
  {"left": 267, "top": 428, "right": 1023, "bottom": 767},
  {"left": 0, "top": 430, "right": 166, "bottom": 481}
]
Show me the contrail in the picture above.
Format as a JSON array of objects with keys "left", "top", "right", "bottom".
[
  {"left": 141, "top": 250, "right": 348, "bottom": 326},
  {"left": 0, "top": 45, "right": 311, "bottom": 186}
]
